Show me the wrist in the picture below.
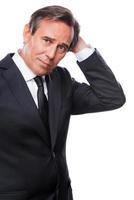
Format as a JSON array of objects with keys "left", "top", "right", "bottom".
[{"left": 75, "top": 47, "right": 95, "bottom": 62}]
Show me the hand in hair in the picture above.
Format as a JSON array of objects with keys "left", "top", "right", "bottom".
[{"left": 71, "top": 36, "right": 91, "bottom": 53}]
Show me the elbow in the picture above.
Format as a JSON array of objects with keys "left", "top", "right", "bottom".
[
  {"left": 116, "top": 83, "right": 126, "bottom": 108},
  {"left": 119, "top": 96, "right": 126, "bottom": 108},
  {"left": 114, "top": 92, "right": 126, "bottom": 109}
]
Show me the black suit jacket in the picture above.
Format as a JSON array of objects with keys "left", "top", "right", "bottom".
[{"left": 0, "top": 50, "right": 125, "bottom": 200}]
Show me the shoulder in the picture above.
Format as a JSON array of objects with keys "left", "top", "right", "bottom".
[
  {"left": 51, "top": 66, "right": 72, "bottom": 81},
  {"left": 50, "top": 66, "right": 74, "bottom": 90},
  {"left": 56, "top": 66, "right": 70, "bottom": 76},
  {"left": 0, "top": 53, "right": 14, "bottom": 69}
]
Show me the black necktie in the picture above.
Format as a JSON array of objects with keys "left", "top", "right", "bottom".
[{"left": 34, "top": 76, "right": 49, "bottom": 128}]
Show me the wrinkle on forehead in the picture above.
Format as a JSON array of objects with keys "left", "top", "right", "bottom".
[{"left": 35, "top": 19, "right": 74, "bottom": 46}]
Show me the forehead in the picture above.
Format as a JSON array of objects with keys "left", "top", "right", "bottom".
[{"left": 35, "top": 19, "right": 74, "bottom": 43}]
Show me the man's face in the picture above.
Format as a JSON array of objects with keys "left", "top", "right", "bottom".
[{"left": 22, "top": 19, "right": 74, "bottom": 75}]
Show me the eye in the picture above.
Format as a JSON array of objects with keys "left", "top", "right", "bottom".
[
  {"left": 42, "top": 37, "right": 52, "bottom": 45},
  {"left": 43, "top": 38, "right": 50, "bottom": 43},
  {"left": 57, "top": 45, "right": 68, "bottom": 54}
]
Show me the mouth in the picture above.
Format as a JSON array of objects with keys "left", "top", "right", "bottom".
[{"left": 37, "top": 58, "right": 51, "bottom": 67}]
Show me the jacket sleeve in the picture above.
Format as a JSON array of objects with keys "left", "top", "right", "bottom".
[{"left": 71, "top": 49, "right": 126, "bottom": 115}]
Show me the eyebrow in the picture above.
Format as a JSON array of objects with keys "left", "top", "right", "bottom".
[{"left": 42, "top": 36, "right": 70, "bottom": 50}]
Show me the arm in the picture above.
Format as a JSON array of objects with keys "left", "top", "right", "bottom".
[{"left": 70, "top": 37, "right": 126, "bottom": 114}]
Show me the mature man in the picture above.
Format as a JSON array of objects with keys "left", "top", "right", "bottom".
[{"left": 0, "top": 5, "right": 125, "bottom": 200}]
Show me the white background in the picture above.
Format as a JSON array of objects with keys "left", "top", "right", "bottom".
[{"left": 0, "top": 1, "right": 133, "bottom": 200}]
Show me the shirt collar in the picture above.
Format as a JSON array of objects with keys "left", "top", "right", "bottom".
[{"left": 12, "top": 50, "right": 36, "bottom": 82}]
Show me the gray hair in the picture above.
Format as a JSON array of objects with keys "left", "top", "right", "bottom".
[{"left": 29, "top": 5, "right": 80, "bottom": 50}]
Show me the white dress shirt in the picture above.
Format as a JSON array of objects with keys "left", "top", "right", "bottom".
[
  {"left": 12, "top": 52, "right": 48, "bottom": 107},
  {"left": 12, "top": 47, "right": 95, "bottom": 107}
]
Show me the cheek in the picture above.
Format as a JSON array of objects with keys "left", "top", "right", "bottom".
[
  {"left": 55, "top": 53, "right": 66, "bottom": 64},
  {"left": 29, "top": 38, "right": 44, "bottom": 54},
  {"left": 53, "top": 56, "right": 63, "bottom": 67}
]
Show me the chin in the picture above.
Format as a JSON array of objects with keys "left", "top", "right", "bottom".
[{"left": 37, "top": 68, "right": 52, "bottom": 76}]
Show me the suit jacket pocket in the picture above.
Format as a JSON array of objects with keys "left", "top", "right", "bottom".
[{"left": 0, "top": 190, "right": 28, "bottom": 200}]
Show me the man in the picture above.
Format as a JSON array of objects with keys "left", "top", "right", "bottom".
[{"left": 0, "top": 5, "right": 125, "bottom": 200}]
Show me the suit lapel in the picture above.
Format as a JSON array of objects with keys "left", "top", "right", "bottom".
[
  {"left": 1, "top": 54, "right": 50, "bottom": 147},
  {"left": 48, "top": 71, "right": 61, "bottom": 149}
]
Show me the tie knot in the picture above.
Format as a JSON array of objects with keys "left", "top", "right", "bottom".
[{"left": 34, "top": 76, "right": 43, "bottom": 87}]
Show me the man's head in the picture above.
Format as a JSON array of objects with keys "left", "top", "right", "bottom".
[{"left": 21, "top": 5, "right": 80, "bottom": 75}]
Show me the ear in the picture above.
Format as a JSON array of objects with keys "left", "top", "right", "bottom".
[{"left": 23, "top": 24, "right": 32, "bottom": 43}]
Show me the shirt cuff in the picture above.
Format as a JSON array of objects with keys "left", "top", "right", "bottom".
[{"left": 75, "top": 47, "right": 95, "bottom": 62}]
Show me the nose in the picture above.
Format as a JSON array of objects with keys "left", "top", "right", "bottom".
[{"left": 46, "top": 45, "right": 57, "bottom": 60}]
